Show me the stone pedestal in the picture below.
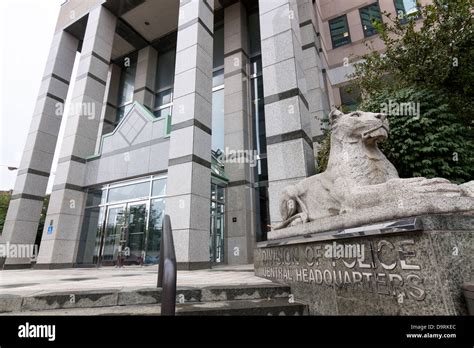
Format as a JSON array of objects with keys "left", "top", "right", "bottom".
[{"left": 254, "top": 214, "right": 473, "bottom": 315}]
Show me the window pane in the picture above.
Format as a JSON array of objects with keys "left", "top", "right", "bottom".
[
  {"left": 154, "top": 89, "right": 173, "bottom": 108},
  {"left": 251, "top": 73, "right": 266, "bottom": 155},
  {"left": 117, "top": 54, "right": 137, "bottom": 107},
  {"left": 329, "top": 15, "right": 351, "bottom": 48},
  {"left": 153, "top": 107, "right": 172, "bottom": 119},
  {"left": 211, "top": 183, "right": 217, "bottom": 201},
  {"left": 76, "top": 207, "right": 104, "bottom": 265},
  {"left": 213, "top": 26, "right": 224, "bottom": 68},
  {"left": 155, "top": 49, "right": 176, "bottom": 90},
  {"left": 248, "top": 12, "right": 262, "bottom": 56},
  {"left": 116, "top": 103, "right": 133, "bottom": 123},
  {"left": 217, "top": 186, "right": 225, "bottom": 202},
  {"left": 340, "top": 85, "right": 361, "bottom": 111},
  {"left": 360, "top": 3, "right": 382, "bottom": 37},
  {"left": 212, "top": 88, "right": 225, "bottom": 153},
  {"left": 107, "top": 182, "right": 150, "bottom": 203},
  {"left": 146, "top": 198, "right": 166, "bottom": 264},
  {"left": 213, "top": 69, "right": 224, "bottom": 87},
  {"left": 86, "top": 189, "right": 104, "bottom": 207},
  {"left": 395, "top": 0, "right": 418, "bottom": 15},
  {"left": 152, "top": 179, "right": 167, "bottom": 197}
]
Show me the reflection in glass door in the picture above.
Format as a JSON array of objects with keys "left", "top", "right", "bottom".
[
  {"left": 210, "top": 202, "right": 225, "bottom": 263},
  {"left": 101, "top": 205, "right": 126, "bottom": 266},
  {"left": 124, "top": 201, "right": 148, "bottom": 265},
  {"left": 99, "top": 201, "right": 148, "bottom": 266}
]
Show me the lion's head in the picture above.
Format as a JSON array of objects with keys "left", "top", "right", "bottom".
[{"left": 329, "top": 109, "right": 389, "bottom": 144}]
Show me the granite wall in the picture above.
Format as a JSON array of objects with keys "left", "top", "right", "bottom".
[{"left": 254, "top": 214, "right": 473, "bottom": 315}]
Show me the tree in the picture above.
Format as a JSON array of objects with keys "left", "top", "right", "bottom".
[
  {"left": 35, "top": 195, "right": 50, "bottom": 246},
  {"left": 342, "top": 0, "right": 474, "bottom": 182},
  {"left": 362, "top": 87, "right": 473, "bottom": 182},
  {"left": 0, "top": 191, "right": 12, "bottom": 234},
  {"left": 351, "top": 0, "right": 474, "bottom": 125}
]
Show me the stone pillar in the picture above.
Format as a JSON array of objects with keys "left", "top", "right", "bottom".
[
  {"left": 223, "top": 2, "right": 255, "bottom": 264},
  {"left": 133, "top": 46, "right": 158, "bottom": 110},
  {"left": 297, "top": 0, "right": 330, "bottom": 151},
  {"left": 259, "top": 0, "right": 315, "bottom": 226},
  {"left": 2, "top": 31, "right": 78, "bottom": 269},
  {"left": 165, "top": 0, "right": 214, "bottom": 270},
  {"left": 36, "top": 5, "right": 117, "bottom": 268}
]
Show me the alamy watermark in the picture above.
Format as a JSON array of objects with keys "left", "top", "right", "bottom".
[
  {"left": 324, "top": 242, "right": 365, "bottom": 259},
  {"left": 216, "top": 147, "right": 259, "bottom": 168},
  {"left": 0, "top": 243, "right": 38, "bottom": 260},
  {"left": 380, "top": 100, "right": 420, "bottom": 118},
  {"left": 55, "top": 102, "right": 96, "bottom": 120}
]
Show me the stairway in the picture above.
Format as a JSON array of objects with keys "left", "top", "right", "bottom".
[{"left": 1, "top": 284, "right": 307, "bottom": 316}]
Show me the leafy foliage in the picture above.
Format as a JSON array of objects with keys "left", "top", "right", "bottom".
[
  {"left": 316, "top": 130, "right": 331, "bottom": 173},
  {"left": 362, "top": 87, "right": 473, "bottom": 183},
  {"left": 351, "top": 0, "right": 474, "bottom": 126},
  {"left": 342, "top": 0, "right": 474, "bottom": 182},
  {"left": 0, "top": 191, "right": 12, "bottom": 234}
]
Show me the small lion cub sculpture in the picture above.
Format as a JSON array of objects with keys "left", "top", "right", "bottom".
[{"left": 274, "top": 109, "right": 473, "bottom": 229}]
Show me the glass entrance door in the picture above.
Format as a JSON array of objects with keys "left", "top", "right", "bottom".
[
  {"left": 99, "top": 201, "right": 148, "bottom": 266},
  {"left": 101, "top": 204, "right": 126, "bottom": 266},
  {"left": 125, "top": 201, "right": 148, "bottom": 265},
  {"left": 210, "top": 201, "right": 225, "bottom": 263}
]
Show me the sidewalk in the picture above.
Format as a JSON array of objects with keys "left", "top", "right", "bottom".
[{"left": 0, "top": 264, "right": 271, "bottom": 297}]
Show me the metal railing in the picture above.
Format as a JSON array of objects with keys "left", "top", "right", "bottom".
[{"left": 157, "top": 214, "right": 177, "bottom": 316}]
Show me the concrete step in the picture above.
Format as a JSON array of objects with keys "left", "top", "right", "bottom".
[
  {"left": 5, "top": 299, "right": 306, "bottom": 316},
  {"left": 0, "top": 284, "right": 293, "bottom": 313}
]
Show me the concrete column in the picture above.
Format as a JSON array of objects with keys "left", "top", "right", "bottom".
[
  {"left": 259, "top": 0, "right": 315, "bottom": 226},
  {"left": 166, "top": 0, "right": 214, "bottom": 270},
  {"left": 2, "top": 31, "right": 78, "bottom": 269},
  {"left": 36, "top": 5, "right": 117, "bottom": 268},
  {"left": 223, "top": 2, "right": 255, "bottom": 264},
  {"left": 133, "top": 46, "right": 158, "bottom": 110},
  {"left": 297, "top": 0, "right": 330, "bottom": 151}
]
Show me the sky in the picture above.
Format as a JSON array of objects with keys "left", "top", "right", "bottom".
[
  {"left": 0, "top": 0, "right": 66, "bottom": 191},
  {"left": 0, "top": 1, "right": 226, "bottom": 192}
]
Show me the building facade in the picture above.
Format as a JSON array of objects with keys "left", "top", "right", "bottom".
[{"left": 1, "top": 0, "right": 420, "bottom": 270}]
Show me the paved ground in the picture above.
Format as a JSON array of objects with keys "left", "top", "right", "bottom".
[{"left": 0, "top": 264, "right": 272, "bottom": 296}]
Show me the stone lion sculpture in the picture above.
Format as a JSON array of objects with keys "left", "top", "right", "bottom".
[{"left": 274, "top": 109, "right": 473, "bottom": 229}]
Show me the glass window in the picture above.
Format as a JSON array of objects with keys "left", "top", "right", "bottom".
[
  {"left": 217, "top": 185, "right": 225, "bottom": 202},
  {"left": 394, "top": 0, "right": 419, "bottom": 20},
  {"left": 155, "top": 49, "right": 176, "bottom": 90},
  {"left": 116, "top": 103, "right": 133, "bottom": 123},
  {"left": 329, "top": 15, "right": 351, "bottom": 48},
  {"left": 153, "top": 107, "right": 172, "bottom": 119},
  {"left": 212, "top": 88, "right": 225, "bottom": 153},
  {"left": 255, "top": 186, "right": 270, "bottom": 242},
  {"left": 107, "top": 181, "right": 150, "bottom": 203},
  {"left": 251, "top": 66, "right": 266, "bottom": 155},
  {"left": 76, "top": 207, "right": 104, "bottom": 264},
  {"left": 359, "top": 3, "right": 382, "bottom": 37},
  {"left": 213, "top": 69, "right": 224, "bottom": 88},
  {"left": 154, "top": 49, "right": 176, "bottom": 119},
  {"left": 154, "top": 89, "right": 173, "bottom": 109},
  {"left": 86, "top": 189, "right": 105, "bottom": 207},
  {"left": 152, "top": 179, "right": 167, "bottom": 197},
  {"left": 213, "top": 26, "right": 224, "bottom": 69},
  {"left": 146, "top": 198, "right": 166, "bottom": 264},
  {"left": 340, "top": 85, "right": 361, "bottom": 112},
  {"left": 116, "top": 53, "right": 138, "bottom": 123},
  {"left": 248, "top": 12, "right": 262, "bottom": 56}
]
